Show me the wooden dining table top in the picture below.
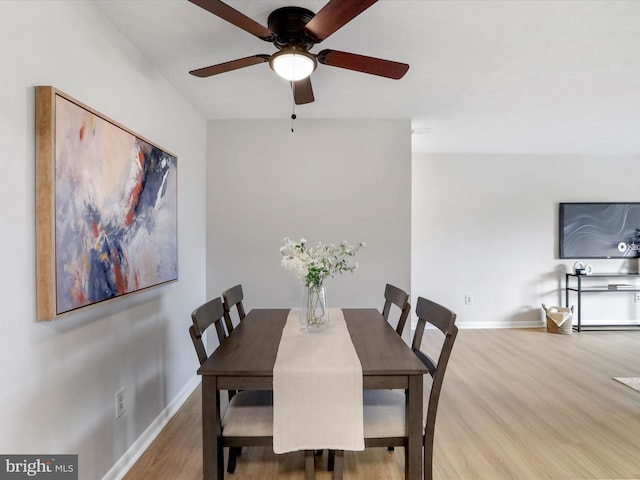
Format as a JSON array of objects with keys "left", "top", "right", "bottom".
[{"left": 197, "top": 308, "right": 428, "bottom": 384}]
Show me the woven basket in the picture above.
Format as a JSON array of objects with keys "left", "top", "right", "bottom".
[{"left": 542, "top": 304, "right": 574, "bottom": 334}]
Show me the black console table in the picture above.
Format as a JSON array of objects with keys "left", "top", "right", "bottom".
[{"left": 565, "top": 273, "right": 640, "bottom": 331}]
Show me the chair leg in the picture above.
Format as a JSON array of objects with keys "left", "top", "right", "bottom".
[
  {"left": 227, "top": 447, "right": 241, "bottom": 473},
  {"left": 304, "top": 450, "right": 315, "bottom": 480},
  {"left": 328, "top": 449, "right": 335, "bottom": 471},
  {"left": 332, "top": 450, "right": 344, "bottom": 480},
  {"left": 424, "top": 435, "right": 434, "bottom": 480}
]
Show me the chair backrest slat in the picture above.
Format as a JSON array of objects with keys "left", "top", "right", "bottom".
[
  {"left": 382, "top": 283, "right": 411, "bottom": 337},
  {"left": 413, "top": 349, "right": 437, "bottom": 377}
]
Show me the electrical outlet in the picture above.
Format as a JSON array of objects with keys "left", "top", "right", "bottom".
[
  {"left": 634, "top": 293, "right": 640, "bottom": 304},
  {"left": 115, "top": 389, "right": 125, "bottom": 418},
  {"left": 464, "top": 294, "right": 473, "bottom": 305}
]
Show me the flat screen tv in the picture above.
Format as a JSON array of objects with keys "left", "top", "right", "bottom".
[{"left": 559, "top": 203, "right": 640, "bottom": 259}]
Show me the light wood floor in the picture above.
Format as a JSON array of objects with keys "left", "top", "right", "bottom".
[{"left": 124, "top": 328, "right": 640, "bottom": 480}]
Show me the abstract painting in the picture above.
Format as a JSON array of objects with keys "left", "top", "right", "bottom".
[{"left": 36, "top": 87, "right": 177, "bottom": 321}]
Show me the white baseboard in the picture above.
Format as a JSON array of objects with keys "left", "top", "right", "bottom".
[{"left": 101, "top": 375, "right": 200, "bottom": 480}]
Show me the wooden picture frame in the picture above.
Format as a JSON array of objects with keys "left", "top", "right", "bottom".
[{"left": 35, "top": 86, "right": 178, "bottom": 321}]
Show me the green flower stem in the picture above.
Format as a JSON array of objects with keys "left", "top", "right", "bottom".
[{"left": 305, "top": 285, "right": 326, "bottom": 328}]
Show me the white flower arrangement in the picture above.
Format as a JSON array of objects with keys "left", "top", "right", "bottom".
[{"left": 280, "top": 237, "right": 365, "bottom": 288}]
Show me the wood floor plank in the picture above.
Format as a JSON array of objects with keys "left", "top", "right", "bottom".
[{"left": 125, "top": 328, "right": 640, "bottom": 480}]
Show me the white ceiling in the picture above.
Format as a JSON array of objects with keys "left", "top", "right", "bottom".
[{"left": 94, "top": 0, "right": 640, "bottom": 154}]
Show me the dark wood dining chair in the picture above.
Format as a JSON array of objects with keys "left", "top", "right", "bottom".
[
  {"left": 382, "top": 283, "right": 411, "bottom": 337},
  {"left": 222, "top": 284, "right": 246, "bottom": 335},
  {"left": 330, "top": 296, "right": 458, "bottom": 480},
  {"left": 190, "top": 297, "right": 227, "bottom": 364},
  {"left": 190, "top": 297, "right": 315, "bottom": 478}
]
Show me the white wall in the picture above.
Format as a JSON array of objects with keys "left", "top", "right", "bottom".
[
  {"left": 0, "top": 2, "right": 206, "bottom": 479},
  {"left": 206, "top": 119, "right": 411, "bottom": 338},
  {"left": 412, "top": 153, "right": 640, "bottom": 328}
]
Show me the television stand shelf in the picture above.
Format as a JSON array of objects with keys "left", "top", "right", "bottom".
[{"left": 565, "top": 273, "right": 640, "bottom": 332}]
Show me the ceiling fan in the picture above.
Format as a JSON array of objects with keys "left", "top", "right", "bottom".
[{"left": 188, "top": 0, "right": 409, "bottom": 105}]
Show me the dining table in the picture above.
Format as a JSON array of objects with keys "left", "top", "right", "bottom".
[{"left": 197, "top": 308, "right": 428, "bottom": 480}]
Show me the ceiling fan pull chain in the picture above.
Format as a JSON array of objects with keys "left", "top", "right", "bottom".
[{"left": 291, "top": 88, "right": 297, "bottom": 133}]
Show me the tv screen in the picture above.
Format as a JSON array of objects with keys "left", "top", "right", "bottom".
[{"left": 559, "top": 203, "right": 640, "bottom": 259}]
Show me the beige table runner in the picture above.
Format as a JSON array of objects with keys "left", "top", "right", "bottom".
[{"left": 273, "top": 308, "right": 364, "bottom": 454}]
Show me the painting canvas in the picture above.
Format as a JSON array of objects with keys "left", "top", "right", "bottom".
[{"left": 36, "top": 87, "right": 177, "bottom": 320}]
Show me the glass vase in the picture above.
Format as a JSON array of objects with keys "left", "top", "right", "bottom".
[{"left": 300, "top": 284, "right": 329, "bottom": 332}]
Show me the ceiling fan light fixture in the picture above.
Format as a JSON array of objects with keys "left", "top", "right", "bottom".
[{"left": 270, "top": 49, "right": 316, "bottom": 81}]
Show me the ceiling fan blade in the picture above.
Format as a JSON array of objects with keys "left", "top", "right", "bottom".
[
  {"left": 189, "top": 55, "right": 270, "bottom": 77},
  {"left": 291, "top": 77, "right": 315, "bottom": 105},
  {"left": 188, "top": 0, "right": 273, "bottom": 41},
  {"left": 317, "top": 49, "right": 409, "bottom": 80},
  {"left": 304, "top": 0, "right": 377, "bottom": 42}
]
